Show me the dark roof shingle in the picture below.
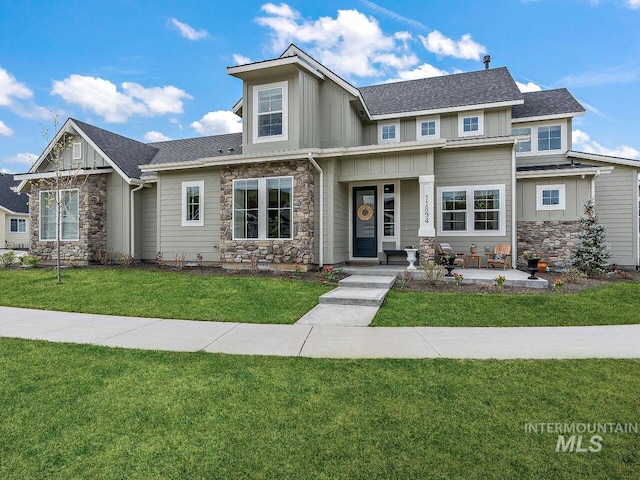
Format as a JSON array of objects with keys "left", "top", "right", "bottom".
[
  {"left": 148, "top": 133, "right": 243, "bottom": 165},
  {"left": 512, "top": 88, "right": 585, "bottom": 119},
  {"left": 358, "top": 67, "right": 523, "bottom": 116},
  {"left": 0, "top": 173, "right": 29, "bottom": 213}
]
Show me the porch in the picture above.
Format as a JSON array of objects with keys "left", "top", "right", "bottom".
[{"left": 342, "top": 264, "right": 549, "bottom": 289}]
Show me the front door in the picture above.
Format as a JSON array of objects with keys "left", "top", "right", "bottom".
[{"left": 353, "top": 186, "right": 377, "bottom": 258}]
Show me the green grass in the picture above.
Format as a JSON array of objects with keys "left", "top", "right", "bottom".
[
  {"left": 1, "top": 339, "right": 638, "bottom": 479},
  {"left": 0, "top": 268, "right": 331, "bottom": 324},
  {"left": 374, "top": 282, "right": 640, "bottom": 327}
]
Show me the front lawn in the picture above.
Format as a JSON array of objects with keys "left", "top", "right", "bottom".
[
  {"left": 1, "top": 339, "right": 638, "bottom": 479},
  {"left": 0, "top": 268, "right": 331, "bottom": 324},
  {"left": 374, "top": 282, "right": 640, "bottom": 327}
]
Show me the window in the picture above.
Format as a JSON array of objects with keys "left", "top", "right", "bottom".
[
  {"left": 233, "top": 176, "right": 293, "bottom": 240},
  {"left": 416, "top": 116, "right": 440, "bottom": 140},
  {"left": 437, "top": 185, "right": 506, "bottom": 236},
  {"left": 181, "top": 181, "right": 204, "bottom": 227},
  {"left": 458, "top": 111, "right": 484, "bottom": 137},
  {"left": 253, "top": 81, "right": 288, "bottom": 143},
  {"left": 72, "top": 142, "right": 82, "bottom": 160},
  {"left": 538, "top": 125, "right": 561, "bottom": 151},
  {"left": 10, "top": 218, "right": 26, "bottom": 233},
  {"left": 378, "top": 121, "right": 400, "bottom": 144},
  {"left": 512, "top": 127, "right": 531, "bottom": 153},
  {"left": 536, "top": 184, "right": 566, "bottom": 211},
  {"left": 39, "top": 190, "right": 79, "bottom": 241},
  {"left": 383, "top": 184, "right": 395, "bottom": 237}
]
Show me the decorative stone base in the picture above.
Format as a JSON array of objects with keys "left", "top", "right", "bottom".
[
  {"left": 221, "top": 262, "right": 310, "bottom": 273},
  {"left": 517, "top": 220, "right": 580, "bottom": 269},
  {"left": 418, "top": 237, "right": 436, "bottom": 266}
]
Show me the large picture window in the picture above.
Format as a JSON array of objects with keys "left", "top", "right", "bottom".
[
  {"left": 233, "top": 176, "right": 293, "bottom": 240},
  {"left": 253, "top": 81, "right": 288, "bottom": 143},
  {"left": 10, "top": 218, "right": 27, "bottom": 233},
  {"left": 437, "top": 185, "right": 506, "bottom": 236},
  {"left": 182, "top": 181, "right": 204, "bottom": 227},
  {"left": 39, "top": 189, "right": 79, "bottom": 241}
]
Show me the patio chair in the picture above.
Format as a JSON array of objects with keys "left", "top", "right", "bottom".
[
  {"left": 437, "top": 243, "right": 465, "bottom": 267},
  {"left": 486, "top": 243, "right": 512, "bottom": 269}
]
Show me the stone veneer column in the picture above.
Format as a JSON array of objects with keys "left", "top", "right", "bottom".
[
  {"left": 517, "top": 220, "right": 581, "bottom": 269},
  {"left": 418, "top": 174, "right": 436, "bottom": 265},
  {"left": 29, "top": 174, "right": 107, "bottom": 265},
  {"left": 219, "top": 160, "right": 314, "bottom": 270}
]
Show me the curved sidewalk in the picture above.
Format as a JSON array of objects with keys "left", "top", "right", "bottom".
[{"left": 1, "top": 306, "right": 639, "bottom": 359}]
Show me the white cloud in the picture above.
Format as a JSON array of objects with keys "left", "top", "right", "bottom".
[
  {"left": 0, "top": 66, "right": 49, "bottom": 119},
  {"left": 626, "top": 0, "right": 640, "bottom": 9},
  {"left": 144, "top": 131, "right": 172, "bottom": 142},
  {"left": 0, "top": 120, "right": 14, "bottom": 136},
  {"left": 516, "top": 81, "right": 542, "bottom": 92},
  {"left": 359, "top": 0, "right": 428, "bottom": 31},
  {"left": 191, "top": 110, "right": 242, "bottom": 135},
  {"left": 256, "top": 4, "right": 421, "bottom": 78},
  {"left": 51, "top": 75, "right": 192, "bottom": 123},
  {"left": 169, "top": 18, "right": 208, "bottom": 40},
  {"left": 573, "top": 129, "right": 640, "bottom": 159},
  {"left": 233, "top": 54, "right": 252, "bottom": 65},
  {"left": 386, "top": 63, "right": 449, "bottom": 82},
  {"left": 2, "top": 152, "right": 37, "bottom": 172},
  {"left": 419, "top": 31, "right": 486, "bottom": 60}
]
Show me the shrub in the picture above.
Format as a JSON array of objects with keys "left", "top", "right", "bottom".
[
  {"left": 420, "top": 261, "right": 445, "bottom": 285},
  {"left": 20, "top": 254, "right": 42, "bottom": 268},
  {"left": 1, "top": 250, "right": 17, "bottom": 268}
]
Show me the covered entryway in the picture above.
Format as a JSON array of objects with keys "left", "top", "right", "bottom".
[{"left": 352, "top": 186, "right": 377, "bottom": 258}]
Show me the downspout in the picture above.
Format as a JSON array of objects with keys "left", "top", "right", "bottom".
[
  {"left": 130, "top": 182, "right": 145, "bottom": 258},
  {"left": 511, "top": 142, "right": 517, "bottom": 268},
  {"left": 590, "top": 169, "right": 600, "bottom": 199},
  {"left": 307, "top": 153, "right": 323, "bottom": 268}
]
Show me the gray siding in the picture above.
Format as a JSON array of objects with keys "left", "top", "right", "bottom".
[
  {"left": 400, "top": 180, "right": 419, "bottom": 248},
  {"left": 323, "top": 159, "right": 349, "bottom": 264},
  {"left": 141, "top": 185, "right": 157, "bottom": 260},
  {"left": 318, "top": 82, "right": 363, "bottom": 148},
  {"left": 300, "top": 72, "right": 319, "bottom": 149},
  {"left": 41, "top": 137, "right": 108, "bottom": 172},
  {"left": 106, "top": 173, "right": 131, "bottom": 254},
  {"left": 440, "top": 108, "right": 510, "bottom": 140},
  {"left": 337, "top": 150, "right": 433, "bottom": 182},
  {"left": 517, "top": 177, "right": 591, "bottom": 221},
  {"left": 157, "top": 169, "right": 220, "bottom": 262}
]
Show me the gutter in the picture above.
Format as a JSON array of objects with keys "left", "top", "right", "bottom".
[
  {"left": 130, "top": 182, "right": 145, "bottom": 258},
  {"left": 307, "top": 153, "right": 324, "bottom": 268},
  {"left": 590, "top": 169, "right": 600, "bottom": 200}
]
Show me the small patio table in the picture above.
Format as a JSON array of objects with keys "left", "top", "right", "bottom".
[{"left": 465, "top": 254, "right": 482, "bottom": 269}]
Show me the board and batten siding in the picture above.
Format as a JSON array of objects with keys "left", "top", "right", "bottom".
[
  {"left": 400, "top": 180, "right": 419, "bottom": 249},
  {"left": 157, "top": 170, "right": 220, "bottom": 262},
  {"left": 299, "top": 71, "right": 319, "bottom": 149},
  {"left": 321, "top": 159, "right": 349, "bottom": 265},
  {"left": 337, "top": 150, "right": 433, "bottom": 182},
  {"left": 106, "top": 173, "right": 131, "bottom": 254},
  {"left": 40, "top": 136, "right": 109, "bottom": 172},
  {"left": 434, "top": 145, "right": 513, "bottom": 251},
  {"left": 141, "top": 185, "right": 157, "bottom": 260},
  {"left": 318, "top": 82, "right": 363, "bottom": 148},
  {"left": 440, "top": 108, "right": 511, "bottom": 140},
  {"left": 517, "top": 177, "right": 591, "bottom": 221}
]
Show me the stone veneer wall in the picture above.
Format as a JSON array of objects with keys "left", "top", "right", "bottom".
[
  {"left": 220, "top": 161, "right": 314, "bottom": 268},
  {"left": 418, "top": 237, "right": 436, "bottom": 266},
  {"left": 29, "top": 174, "right": 107, "bottom": 264},
  {"left": 517, "top": 220, "right": 580, "bottom": 269}
]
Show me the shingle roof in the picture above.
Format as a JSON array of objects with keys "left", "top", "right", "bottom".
[
  {"left": 0, "top": 173, "right": 29, "bottom": 213},
  {"left": 71, "top": 118, "right": 159, "bottom": 179},
  {"left": 148, "top": 133, "right": 243, "bottom": 165},
  {"left": 516, "top": 162, "right": 594, "bottom": 172},
  {"left": 358, "top": 67, "right": 523, "bottom": 116},
  {"left": 512, "top": 88, "right": 585, "bottom": 119}
]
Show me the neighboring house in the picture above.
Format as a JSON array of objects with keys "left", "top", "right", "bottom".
[
  {"left": 15, "top": 44, "right": 640, "bottom": 269},
  {"left": 0, "top": 173, "right": 30, "bottom": 249}
]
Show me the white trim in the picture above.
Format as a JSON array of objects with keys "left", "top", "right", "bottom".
[
  {"left": 181, "top": 180, "right": 204, "bottom": 227},
  {"left": 380, "top": 181, "right": 400, "bottom": 248},
  {"left": 436, "top": 184, "right": 506, "bottom": 237},
  {"left": 511, "top": 126, "right": 532, "bottom": 153},
  {"left": 228, "top": 55, "right": 325, "bottom": 81},
  {"left": 515, "top": 120, "right": 567, "bottom": 157},
  {"left": 232, "top": 176, "right": 294, "bottom": 241},
  {"left": 536, "top": 184, "right": 566, "bottom": 211},
  {"left": 371, "top": 99, "right": 523, "bottom": 121},
  {"left": 458, "top": 111, "right": 484, "bottom": 137},
  {"left": 14, "top": 168, "right": 113, "bottom": 181},
  {"left": 516, "top": 166, "right": 613, "bottom": 179},
  {"left": 378, "top": 121, "right": 400, "bottom": 144},
  {"left": 416, "top": 116, "right": 440, "bottom": 141},
  {"left": 72, "top": 142, "right": 82, "bottom": 160},
  {"left": 9, "top": 217, "right": 28, "bottom": 234},
  {"left": 38, "top": 189, "right": 80, "bottom": 242},
  {"left": 567, "top": 150, "right": 640, "bottom": 168},
  {"left": 252, "top": 81, "right": 289, "bottom": 144},
  {"left": 512, "top": 111, "right": 585, "bottom": 124}
]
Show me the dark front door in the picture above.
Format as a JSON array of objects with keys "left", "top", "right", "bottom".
[{"left": 353, "top": 186, "right": 377, "bottom": 258}]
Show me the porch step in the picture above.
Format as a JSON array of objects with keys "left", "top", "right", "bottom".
[
  {"left": 338, "top": 275, "right": 396, "bottom": 289},
  {"left": 319, "top": 287, "right": 389, "bottom": 307}
]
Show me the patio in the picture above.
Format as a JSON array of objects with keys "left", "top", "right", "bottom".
[{"left": 343, "top": 264, "right": 549, "bottom": 289}]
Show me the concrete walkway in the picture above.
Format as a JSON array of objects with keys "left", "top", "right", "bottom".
[{"left": 1, "top": 306, "right": 639, "bottom": 359}]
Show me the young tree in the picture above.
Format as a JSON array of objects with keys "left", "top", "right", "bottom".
[
  {"left": 35, "top": 114, "right": 91, "bottom": 284},
  {"left": 571, "top": 198, "right": 612, "bottom": 276}
]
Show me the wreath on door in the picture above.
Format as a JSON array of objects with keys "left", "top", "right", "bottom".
[{"left": 357, "top": 204, "right": 374, "bottom": 221}]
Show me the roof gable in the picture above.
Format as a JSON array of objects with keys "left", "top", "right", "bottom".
[
  {"left": 512, "top": 88, "right": 585, "bottom": 120},
  {"left": 0, "top": 173, "right": 29, "bottom": 214}
]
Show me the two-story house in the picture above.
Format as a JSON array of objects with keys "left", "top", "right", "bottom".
[{"left": 15, "top": 45, "right": 640, "bottom": 269}]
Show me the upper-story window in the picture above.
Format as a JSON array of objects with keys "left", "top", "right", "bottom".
[
  {"left": 458, "top": 111, "right": 484, "bottom": 137},
  {"left": 416, "top": 116, "right": 440, "bottom": 141},
  {"left": 253, "top": 81, "right": 288, "bottom": 144},
  {"left": 72, "top": 142, "right": 82, "bottom": 160},
  {"left": 512, "top": 127, "right": 531, "bottom": 153},
  {"left": 536, "top": 184, "right": 566, "bottom": 211},
  {"left": 378, "top": 121, "right": 400, "bottom": 144},
  {"left": 538, "top": 125, "right": 561, "bottom": 151}
]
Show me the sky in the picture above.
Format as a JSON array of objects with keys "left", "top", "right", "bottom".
[{"left": 1, "top": 0, "right": 639, "bottom": 174}]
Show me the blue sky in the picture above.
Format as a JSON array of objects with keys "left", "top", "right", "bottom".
[{"left": 1, "top": 0, "right": 639, "bottom": 173}]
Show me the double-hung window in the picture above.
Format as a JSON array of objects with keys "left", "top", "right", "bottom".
[
  {"left": 538, "top": 125, "right": 561, "bottom": 151},
  {"left": 233, "top": 176, "right": 293, "bottom": 240},
  {"left": 10, "top": 218, "right": 27, "bottom": 233},
  {"left": 39, "top": 189, "right": 79, "bottom": 241},
  {"left": 437, "top": 185, "right": 505, "bottom": 236},
  {"left": 536, "top": 184, "right": 566, "bottom": 211},
  {"left": 253, "top": 81, "right": 288, "bottom": 143},
  {"left": 512, "top": 127, "right": 531, "bottom": 153},
  {"left": 182, "top": 181, "right": 204, "bottom": 226},
  {"left": 458, "top": 111, "right": 484, "bottom": 137}
]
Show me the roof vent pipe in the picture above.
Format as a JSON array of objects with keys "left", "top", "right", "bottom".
[{"left": 483, "top": 55, "right": 491, "bottom": 69}]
